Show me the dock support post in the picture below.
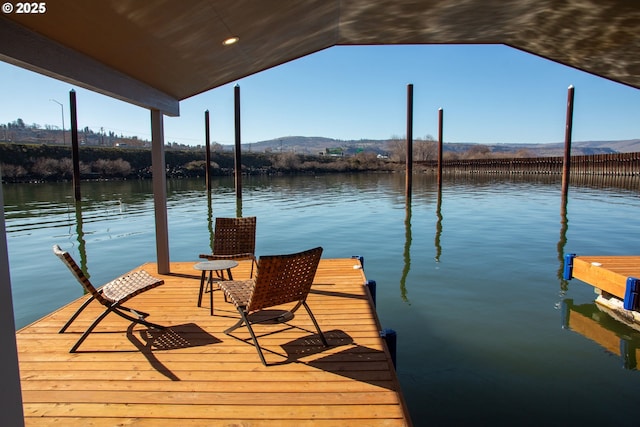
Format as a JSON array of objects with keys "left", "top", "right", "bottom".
[
  {"left": 151, "top": 109, "right": 170, "bottom": 274},
  {"left": 405, "top": 84, "right": 413, "bottom": 197},
  {"left": 234, "top": 84, "right": 242, "bottom": 200},
  {"left": 205, "top": 110, "right": 211, "bottom": 192},
  {"left": 562, "top": 85, "right": 574, "bottom": 197},
  {"left": 437, "top": 107, "right": 443, "bottom": 190},
  {"left": 0, "top": 166, "right": 25, "bottom": 426},
  {"left": 69, "top": 89, "right": 81, "bottom": 201}
]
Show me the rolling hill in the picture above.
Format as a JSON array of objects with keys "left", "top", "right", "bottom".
[{"left": 239, "top": 136, "right": 640, "bottom": 157}]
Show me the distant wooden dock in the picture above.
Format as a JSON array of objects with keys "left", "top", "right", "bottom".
[
  {"left": 418, "top": 152, "right": 640, "bottom": 176},
  {"left": 17, "top": 258, "right": 412, "bottom": 426},
  {"left": 564, "top": 255, "right": 640, "bottom": 330}
]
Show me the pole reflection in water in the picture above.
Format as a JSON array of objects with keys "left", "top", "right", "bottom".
[
  {"left": 434, "top": 188, "right": 443, "bottom": 263},
  {"left": 400, "top": 196, "right": 411, "bottom": 303},
  {"left": 235, "top": 197, "right": 243, "bottom": 219},
  {"left": 73, "top": 200, "right": 89, "bottom": 279},
  {"left": 205, "top": 190, "right": 244, "bottom": 253},
  {"left": 206, "top": 190, "right": 214, "bottom": 253},
  {"left": 557, "top": 193, "right": 570, "bottom": 294}
]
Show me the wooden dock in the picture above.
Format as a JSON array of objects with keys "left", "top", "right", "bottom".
[
  {"left": 567, "top": 255, "right": 640, "bottom": 299},
  {"left": 418, "top": 152, "right": 640, "bottom": 176},
  {"left": 565, "top": 255, "right": 640, "bottom": 330},
  {"left": 16, "top": 258, "right": 412, "bottom": 426}
]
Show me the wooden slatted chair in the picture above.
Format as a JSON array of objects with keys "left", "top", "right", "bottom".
[
  {"left": 218, "top": 246, "right": 327, "bottom": 365},
  {"left": 199, "top": 216, "right": 257, "bottom": 278},
  {"left": 53, "top": 244, "right": 165, "bottom": 352}
]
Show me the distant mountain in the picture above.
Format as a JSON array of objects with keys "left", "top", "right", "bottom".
[
  {"left": 240, "top": 136, "right": 640, "bottom": 157},
  {"left": 6, "top": 119, "right": 638, "bottom": 157},
  {"left": 241, "top": 136, "right": 389, "bottom": 156},
  {"left": 490, "top": 139, "right": 640, "bottom": 156}
]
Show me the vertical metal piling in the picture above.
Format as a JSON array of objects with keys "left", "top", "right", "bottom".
[
  {"left": 205, "top": 110, "right": 211, "bottom": 192},
  {"left": 435, "top": 188, "right": 443, "bottom": 262},
  {"left": 405, "top": 84, "right": 413, "bottom": 197},
  {"left": 437, "top": 107, "right": 443, "bottom": 190},
  {"left": 562, "top": 85, "right": 574, "bottom": 198},
  {"left": 234, "top": 85, "right": 242, "bottom": 200},
  {"left": 69, "top": 89, "right": 81, "bottom": 201}
]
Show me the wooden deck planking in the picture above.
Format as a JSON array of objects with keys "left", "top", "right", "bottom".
[
  {"left": 571, "top": 255, "right": 640, "bottom": 299},
  {"left": 17, "top": 258, "right": 412, "bottom": 426}
]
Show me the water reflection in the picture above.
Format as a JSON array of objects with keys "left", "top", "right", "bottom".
[
  {"left": 235, "top": 196, "right": 243, "bottom": 218},
  {"left": 557, "top": 193, "right": 569, "bottom": 294},
  {"left": 568, "top": 174, "right": 640, "bottom": 193},
  {"left": 73, "top": 200, "right": 89, "bottom": 278},
  {"left": 400, "top": 196, "right": 411, "bottom": 303},
  {"left": 4, "top": 181, "right": 153, "bottom": 235},
  {"left": 206, "top": 190, "right": 214, "bottom": 253},
  {"left": 5, "top": 173, "right": 640, "bottom": 425},
  {"left": 434, "top": 188, "right": 443, "bottom": 263},
  {"left": 562, "top": 299, "right": 640, "bottom": 370}
]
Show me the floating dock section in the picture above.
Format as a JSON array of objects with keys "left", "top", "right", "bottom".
[
  {"left": 564, "top": 255, "right": 640, "bottom": 330},
  {"left": 16, "top": 258, "right": 412, "bottom": 426}
]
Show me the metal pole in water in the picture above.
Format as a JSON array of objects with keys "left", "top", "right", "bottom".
[
  {"left": 562, "top": 85, "right": 574, "bottom": 197},
  {"left": 405, "top": 84, "right": 413, "bottom": 197},
  {"left": 437, "top": 107, "right": 444, "bottom": 190},
  {"left": 234, "top": 85, "right": 242, "bottom": 200},
  {"left": 69, "top": 89, "right": 81, "bottom": 201},
  {"left": 205, "top": 110, "right": 211, "bottom": 192}
]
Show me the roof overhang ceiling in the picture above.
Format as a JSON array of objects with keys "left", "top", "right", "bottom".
[{"left": 2, "top": 0, "right": 639, "bottom": 117}]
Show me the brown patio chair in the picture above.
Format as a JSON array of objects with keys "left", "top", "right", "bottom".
[
  {"left": 218, "top": 246, "right": 327, "bottom": 365},
  {"left": 53, "top": 244, "right": 165, "bottom": 352},
  {"left": 199, "top": 216, "right": 257, "bottom": 278}
]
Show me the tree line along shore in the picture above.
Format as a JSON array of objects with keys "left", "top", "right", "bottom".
[
  {"left": 0, "top": 142, "right": 397, "bottom": 183},
  {"left": 1, "top": 142, "right": 638, "bottom": 184}
]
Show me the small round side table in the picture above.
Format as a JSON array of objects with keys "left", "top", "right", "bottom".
[{"left": 194, "top": 260, "right": 238, "bottom": 315}]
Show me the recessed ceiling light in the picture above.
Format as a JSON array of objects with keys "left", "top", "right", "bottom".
[{"left": 223, "top": 37, "right": 239, "bottom": 46}]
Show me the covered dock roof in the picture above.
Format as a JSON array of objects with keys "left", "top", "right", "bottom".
[{"left": 2, "top": 0, "right": 640, "bottom": 116}]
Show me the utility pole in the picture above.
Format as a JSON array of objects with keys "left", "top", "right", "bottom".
[{"left": 50, "top": 99, "right": 66, "bottom": 145}]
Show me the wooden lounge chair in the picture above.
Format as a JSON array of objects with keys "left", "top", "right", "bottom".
[
  {"left": 53, "top": 244, "right": 165, "bottom": 352},
  {"left": 218, "top": 246, "right": 327, "bottom": 365},
  {"left": 199, "top": 216, "right": 257, "bottom": 278}
]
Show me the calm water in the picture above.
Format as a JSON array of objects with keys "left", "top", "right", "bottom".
[{"left": 4, "top": 173, "right": 640, "bottom": 426}]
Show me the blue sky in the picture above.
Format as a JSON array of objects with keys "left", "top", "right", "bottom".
[{"left": 1, "top": 44, "right": 638, "bottom": 146}]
